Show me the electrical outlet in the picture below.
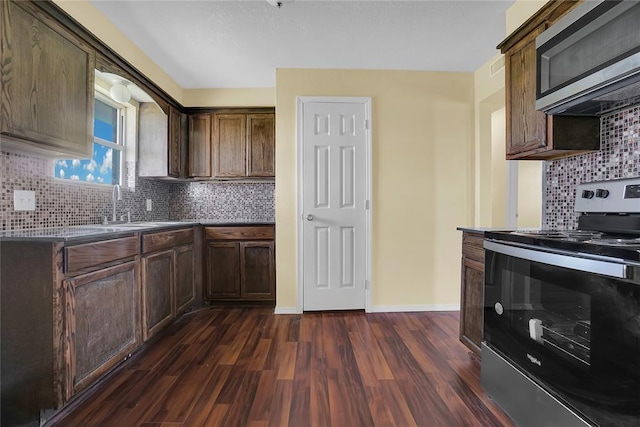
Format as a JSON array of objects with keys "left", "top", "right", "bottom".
[
  {"left": 14, "top": 190, "right": 36, "bottom": 211},
  {"left": 146, "top": 199, "right": 152, "bottom": 211}
]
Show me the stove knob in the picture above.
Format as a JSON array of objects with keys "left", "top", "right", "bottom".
[
  {"left": 582, "top": 190, "right": 595, "bottom": 199},
  {"left": 596, "top": 189, "right": 610, "bottom": 198}
]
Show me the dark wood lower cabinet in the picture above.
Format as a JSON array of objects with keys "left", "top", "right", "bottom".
[
  {"left": 64, "top": 261, "right": 140, "bottom": 397},
  {"left": 459, "top": 230, "right": 485, "bottom": 356},
  {"left": 241, "top": 242, "right": 275, "bottom": 299},
  {"left": 141, "top": 230, "right": 196, "bottom": 340},
  {"left": 142, "top": 250, "right": 174, "bottom": 341},
  {"left": 204, "top": 225, "right": 275, "bottom": 304}
]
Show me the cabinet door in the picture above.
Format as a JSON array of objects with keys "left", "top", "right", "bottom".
[
  {"left": 205, "top": 241, "right": 240, "bottom": 299},
  {"left": 142, "top": 250, "right": 174, "bottom": 341},
  {"left": 175, "top": 244, "right": 195, "bottom": 313},
  {"left": 189, "top": 114, "right": 212, "bottom": 177},
  {"left": 64, "top": 262, "right": 139, "bottom": 398},
  {"left": 505, "top": 25, "right": 547, "bottom": 158},
  {"left": 240, "top": 241, "right": 275, "bottom": 300},
  {"left": 246, "top": 113, "right": 275, "bottom": 177},
  {"left": 1, "top": 0, "right": 94, "bottom": 157},
  {"left": 168, "top": 105, "right": 182, "bottom": 178},
  {"left": 213, "top": 113, "right": 246, "bottom": 177},
  {"left": 460, "top": 257, "right": 484, "bottom": 356}
]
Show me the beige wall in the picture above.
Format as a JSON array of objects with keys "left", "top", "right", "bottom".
[
  {"left": 517, "top": 162, "right": 543, "bottom": 228},
  {"left": 183, "top": 88, "right": 275, "bottom": 108},
  {"left": 275, "top": 69, "right": 474, "bottom": 311},
  {"left": 506, "top": 0, "right": 547, "bottom": 33},
  {"left": 53, "top": 0, "right": 183, "bottom": 103},
  {"left": 472, "top": 0, "right": 547, "bottom": 228},
  {"left": 474, "top": 54, "right": 506, "bottom": 227},
  {"left": 490, "top": 108, "right": 507, "bottom": 226}
]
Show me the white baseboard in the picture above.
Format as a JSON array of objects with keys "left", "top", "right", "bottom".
[
  {"left": 368, "top": 304, "right": 460, "bottom": 313},
  {"left": 274, "top": 306, "right": 300, "bottom": 314},
  {"left": 274, "top": 305, "right": 459, "bottom": 314}
]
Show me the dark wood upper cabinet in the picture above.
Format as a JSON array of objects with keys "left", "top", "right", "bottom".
[
  {"left": 498, "top": 0, "right": 600, "bottom": 160},
  {"left": 247, "top": 114, "right": 276, "bottom": 177},
  {"left": 213, "top": 113, "right": 247, "bottom": 178},
  {"left": 1, "top": 0, "right": 95, "bottom": 157},
  {"left": 189, "top": 109, "right": 275, "bottom": 179},
  {"left": 189, "top": 114, "right": 212, "bottom": 178}
]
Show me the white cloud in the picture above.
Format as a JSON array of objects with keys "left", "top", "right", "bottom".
[
  {"left": 59, "top": 169, "right": 65, "bottom": 178},
  {"left": 70, "top": 175, "right": 80, "bottom": 181},
  {"left": 86, "top": 173, "right": 95, "bottom": 182},
  {"left": 71, "top": 159, "right": 81, "bottom": 167},
  {"left": 97, "top": 176, "right": 104, "bottom": 183},
  {"left": 83, "top": 159, "right": 97, "bottom": 173},
  {"left": 57, "top": 160, "right": 68, "bottom": 168},
  {"left": 100, "top": 149, "right": 112, "bottom": 174}
]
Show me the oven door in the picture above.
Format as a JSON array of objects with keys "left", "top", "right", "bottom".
[{"left": 483, "top": 240, "right": 640, "bottom": 420}]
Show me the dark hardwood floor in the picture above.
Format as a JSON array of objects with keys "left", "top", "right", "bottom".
[{"left": 51, "top": 308, "right": 513, "bottom": 427}]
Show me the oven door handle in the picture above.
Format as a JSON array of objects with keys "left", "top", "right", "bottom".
[{"left": 484, "top": 240, "right": 629, "bottom": 279}]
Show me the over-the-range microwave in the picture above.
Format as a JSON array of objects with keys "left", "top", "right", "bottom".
[{"left": 536, "top": 0, "right": 640, "bottom": 116}]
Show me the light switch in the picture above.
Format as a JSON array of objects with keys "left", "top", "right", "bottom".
[
  {"left": 146, "top": 199, "right": 152, "bottom": 211},
  {"left": 14, "top": 190, "right": 36, "bottom": 211}
]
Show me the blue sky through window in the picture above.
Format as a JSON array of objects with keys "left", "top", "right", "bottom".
[{"left": 55, "top": 99, "right": 120, "bottom": 184}]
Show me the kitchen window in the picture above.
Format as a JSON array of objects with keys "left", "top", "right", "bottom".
[{"left": 54, "top": 93, "right": 125, "bottom": 185}]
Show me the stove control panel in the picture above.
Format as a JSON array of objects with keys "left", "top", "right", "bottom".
[
  {"left": 575, "top": 178, "right": 640, "bottom": 213},
  {"left": 624, "top": 184, "right": 640, "bottom": 199}
]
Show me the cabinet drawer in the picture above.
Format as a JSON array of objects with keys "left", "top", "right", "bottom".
[
  {"left": 205, "top": 226, "right": 274, "bottom": 240},
  {"left": 462, "top": 232, "right": 485, "bottom": 264},
  {"left": 65, "top": 237, "right": 138, "bottom": 274},
  {"left": 142, "top": 228, "right": 194, "bottom": 254}
]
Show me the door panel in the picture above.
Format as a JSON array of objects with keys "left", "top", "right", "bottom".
[
  {"left": 301, "top": 100, "right": 368, "bottom": 311},
  {"left": 213, "top": 113, "right": 245, "bottom": 177},
  {"left": 175, "top": 244, "right": 195, "bottom": 313},
  {"left": 142, "top": 250, "right": 174, "bottom": 340},
  {"left": 240, "top": 242, "right": 275, "bottom": 299},
  {"left": 205, "top": 242, "right": 240, "bottom": 298}
]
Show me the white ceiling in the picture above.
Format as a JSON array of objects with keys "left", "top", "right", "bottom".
[{"left": 89, "top": 0, "right": 514, "bottom": 89}]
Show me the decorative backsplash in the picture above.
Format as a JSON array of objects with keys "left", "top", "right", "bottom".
[
  {"left": 544, "top": 106, "right": 640, "bottom": 230},
  {"left": 170, "top": 182, "right": 275, "bottom": 222},
  {"left": 0, "top": 150, "right": 275, "bottom": 231}
]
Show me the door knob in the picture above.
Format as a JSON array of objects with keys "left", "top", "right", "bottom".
[{"left": 305, "top": 214, "right": 314, "bottom": 221}]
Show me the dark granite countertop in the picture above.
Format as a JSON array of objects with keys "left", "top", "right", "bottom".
[
  {"left": 456, "top": 226, "right": 516, "bottom": 234},
  {"left": 0, "top": 219, "right": 275, "bottom": 243}
]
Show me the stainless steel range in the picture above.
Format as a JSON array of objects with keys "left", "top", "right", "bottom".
[{"left": 482, "top": 178, "right": 640, "bottom": 427}]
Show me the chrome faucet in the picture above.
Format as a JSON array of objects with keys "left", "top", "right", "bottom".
[{"left": 112, "top": 184, "right": 122, "bottom": 222}]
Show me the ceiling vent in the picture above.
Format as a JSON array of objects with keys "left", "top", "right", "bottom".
[
  {"left": 266, "top": 0, "right": 294, "bottom": 8},
  {"left": 490, "top": 55, "right": 505, "bottom": 77}
]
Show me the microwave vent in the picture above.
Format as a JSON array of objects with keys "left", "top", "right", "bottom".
[{"left": 592, "top": 80, "right": 640, "bottom": 102}]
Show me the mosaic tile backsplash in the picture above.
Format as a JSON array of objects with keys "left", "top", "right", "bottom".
[
  {"left": 544, "top": 106, "right": 640, "bottom": 230},
  {"left": 170, "top": 182, "right": 275, "bottom": 221},
  {"left": 0, "top": 150, "right": 275, "bottom": 231}
]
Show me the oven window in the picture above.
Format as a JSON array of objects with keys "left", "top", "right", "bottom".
[{"left": 506, "top": 265, "right": 591, "bottom": 367}]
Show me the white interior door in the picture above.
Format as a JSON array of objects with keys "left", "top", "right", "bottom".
[{"left": 299, "top": 98, "right": 371, "bottom": 311}]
